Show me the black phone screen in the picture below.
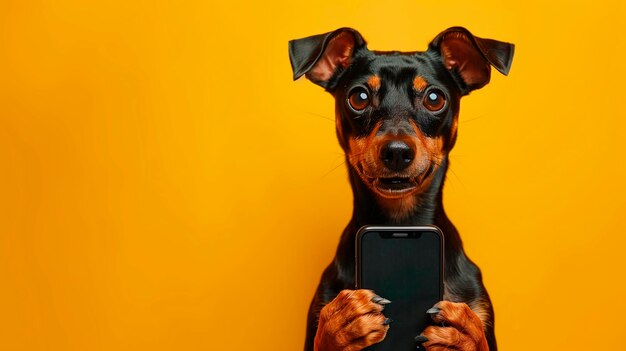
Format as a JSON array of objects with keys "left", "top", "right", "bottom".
[{"left": 356, "top": 227, "right": 443, "bottom": 351}]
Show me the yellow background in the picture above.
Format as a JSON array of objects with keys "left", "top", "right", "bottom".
[{"left": 1, "top": 0, "right": 625, "bottom": 350}]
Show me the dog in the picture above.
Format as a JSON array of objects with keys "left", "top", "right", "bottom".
[{"left": 288, "top": 27, "right": 514, "bottom": 351}]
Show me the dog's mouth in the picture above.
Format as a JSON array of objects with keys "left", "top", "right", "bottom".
[
  {"left": 358, "top": 163, "right": 436, "bottom": 199},
  {"left": 374, "top": 177, "right": 418, "bottom": 196}
]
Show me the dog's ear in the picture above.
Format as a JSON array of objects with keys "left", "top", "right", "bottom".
[
  {"left": 429, "top": 27, "right": 514, "bottom": 94},
  {"left": 289, "top": 28, "right": 366, "bottom": 89}
]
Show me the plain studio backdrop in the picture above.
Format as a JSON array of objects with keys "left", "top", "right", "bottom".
[{"left": 1, "top": 0, "right": 625, "bottom": 350}]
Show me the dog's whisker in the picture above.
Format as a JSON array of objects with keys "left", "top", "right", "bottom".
[
  {"left": 446, "top": 164, "right": 465, "bottom": 189},
  {"left": 458, "top": 114, "right": 486, "bottom": 124},
  {"left": 302, "top": 111, "right": 335, "bottom": 122},
  {"left": 320, "top": 160, "right": 346, "bottom": 179},
  {"left": 448, "top": 154, "right": 468, "bottom": 168}
]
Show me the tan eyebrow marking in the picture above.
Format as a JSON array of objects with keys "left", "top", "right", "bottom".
[
  {"left": 413, "top": 76, "right": 428, "bottom": 92},
  {"left": 367, "top": 75, "right": 381, "bottom": 91}
]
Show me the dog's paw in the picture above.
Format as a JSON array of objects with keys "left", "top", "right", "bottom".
[
  {"left": 418, "top": 301, "right": 489, "bottom": 351},
  {"left": 313, "top": 289, "right": 391, "bottom": 351}
]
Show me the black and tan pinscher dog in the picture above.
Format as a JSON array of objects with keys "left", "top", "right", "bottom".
[{"left": 288, "top": 27, "right": 514, "bottom": 351}]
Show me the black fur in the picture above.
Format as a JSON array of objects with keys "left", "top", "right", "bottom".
[{"left": 288, "top": 27, "right": 514, "bottom": 351}]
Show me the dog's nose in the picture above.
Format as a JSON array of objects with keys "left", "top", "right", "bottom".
[{"left": 380, "top": 140, "right": 414, "bottom": 171}]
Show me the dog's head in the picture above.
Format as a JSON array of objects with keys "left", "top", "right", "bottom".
[{"left": 289, "top": 27, "right": 514, "bottom": 201}]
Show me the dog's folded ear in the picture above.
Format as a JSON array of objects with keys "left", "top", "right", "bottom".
[
  {"left": 429, "top": 27, "right": 515, "bottom": 94},
  {"left": 288, "top": 28, "right": 366, "bottom": 90}
]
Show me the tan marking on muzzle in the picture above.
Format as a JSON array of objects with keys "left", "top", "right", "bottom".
[
  {"left": 410, "top": 121, "right": 445, "bottom": 164},
  {"left": 377, "top": 195, "right": 418, "bottom": 223},
  {"left": 347, "top": 121, "right": 384, "bottom": 170}
]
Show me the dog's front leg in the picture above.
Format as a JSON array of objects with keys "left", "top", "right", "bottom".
[
  {"left": 418, "top": 301, "right": 489, "bottom": 351},
  {"left": 314, "top": 289, "right": 390, "bottom": 351}
]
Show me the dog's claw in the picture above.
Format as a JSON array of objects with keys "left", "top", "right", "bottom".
[
  {"left": 383, "top": 318, "right": 393, "bottom": 325},
  {"left": 414, "top": 334, "right": 429, "bottom": 343},
  {"left": 426, "top": 306, "right": 441, "bottom": 315},
  {"left": 372, "top": 295, "right": 392, "bottom": 305}
]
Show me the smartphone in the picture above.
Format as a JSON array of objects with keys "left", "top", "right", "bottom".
[{"left": 355, "top": 226, "right": 444, "bottom": 351}]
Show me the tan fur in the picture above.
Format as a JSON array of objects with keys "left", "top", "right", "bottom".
[
  {"left": 443, "top": 285, "right": 492, "bottom": 332},
  {"left": 346, "top": 121, "right": 383, "bottom": 170},
  {"left": 469, "top": 298, "right": 493, "bottom": 330},
  {"left": 450, "top": 116, "right": 458, "bottom": 139},
  {"left": 377, "top": 196, "right": 419, "bottom": 223},
  {"left": 314, "top": 289, "right": 389, "bottom": 351},
  {"left": 367, "top": 75, "right": 381, "bottom": 91},
  {"left": 422, "top": 301, "right": 489, "bottom": 351},
  {"left": 413, "top": 76, "right": 428, "bottom": 92}
]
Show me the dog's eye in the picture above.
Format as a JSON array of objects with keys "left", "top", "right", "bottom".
[
  {"left": 423, "top": 89, "right": 446, "bottom": 112},
  {"left": 348, "top": 88, "right": 370, "bottom": 111}
]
